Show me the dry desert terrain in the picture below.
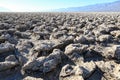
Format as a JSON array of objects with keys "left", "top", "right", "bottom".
[{"left": 0, "top": 12, "right": 120, "bottom": 80}]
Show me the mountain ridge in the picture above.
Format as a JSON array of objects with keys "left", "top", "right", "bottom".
[{"left": 53, "top": 0, "right": 120, "bottom": 12}]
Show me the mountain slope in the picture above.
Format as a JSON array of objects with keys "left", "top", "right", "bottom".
[{"left": 54, "top": 0, "right": 120, "bottom": 12}]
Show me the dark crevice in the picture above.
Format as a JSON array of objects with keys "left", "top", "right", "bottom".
[
  {"left": 0, "top": 64, "right": 19, "bottom": 72},
  {"left": 0, "top": 51, "right": 15, "bottom": 62},
  {"left": 85, "top": 67, "right": 105, "bottom": 80},
  {"left": 84, "top": 50, "right": 103, "bottom": 62}
]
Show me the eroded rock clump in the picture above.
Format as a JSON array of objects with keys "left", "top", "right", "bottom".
[{"left": 0, "top": 13, "right": 120, "bottom": 80}]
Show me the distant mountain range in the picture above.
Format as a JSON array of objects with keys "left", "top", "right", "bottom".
[{"left": 53, "top": 0, "right": 120, "bottom": 12}]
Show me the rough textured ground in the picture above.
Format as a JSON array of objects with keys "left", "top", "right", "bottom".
[{"left": 0, "top": 12, "right": 120, "bottom": 80}]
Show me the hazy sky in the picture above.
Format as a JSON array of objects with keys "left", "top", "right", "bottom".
[{"left": 0, "top": 0, "right": 118, "bottom": 12}]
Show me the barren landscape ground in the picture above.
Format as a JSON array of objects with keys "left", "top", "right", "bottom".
[{"left": 0, "top": 12, "right": 120, "bottom": 80}]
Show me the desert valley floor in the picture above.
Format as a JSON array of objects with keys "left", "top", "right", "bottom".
[{"left": 0, "top": 12, "right": 120, "bottom": 80}]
